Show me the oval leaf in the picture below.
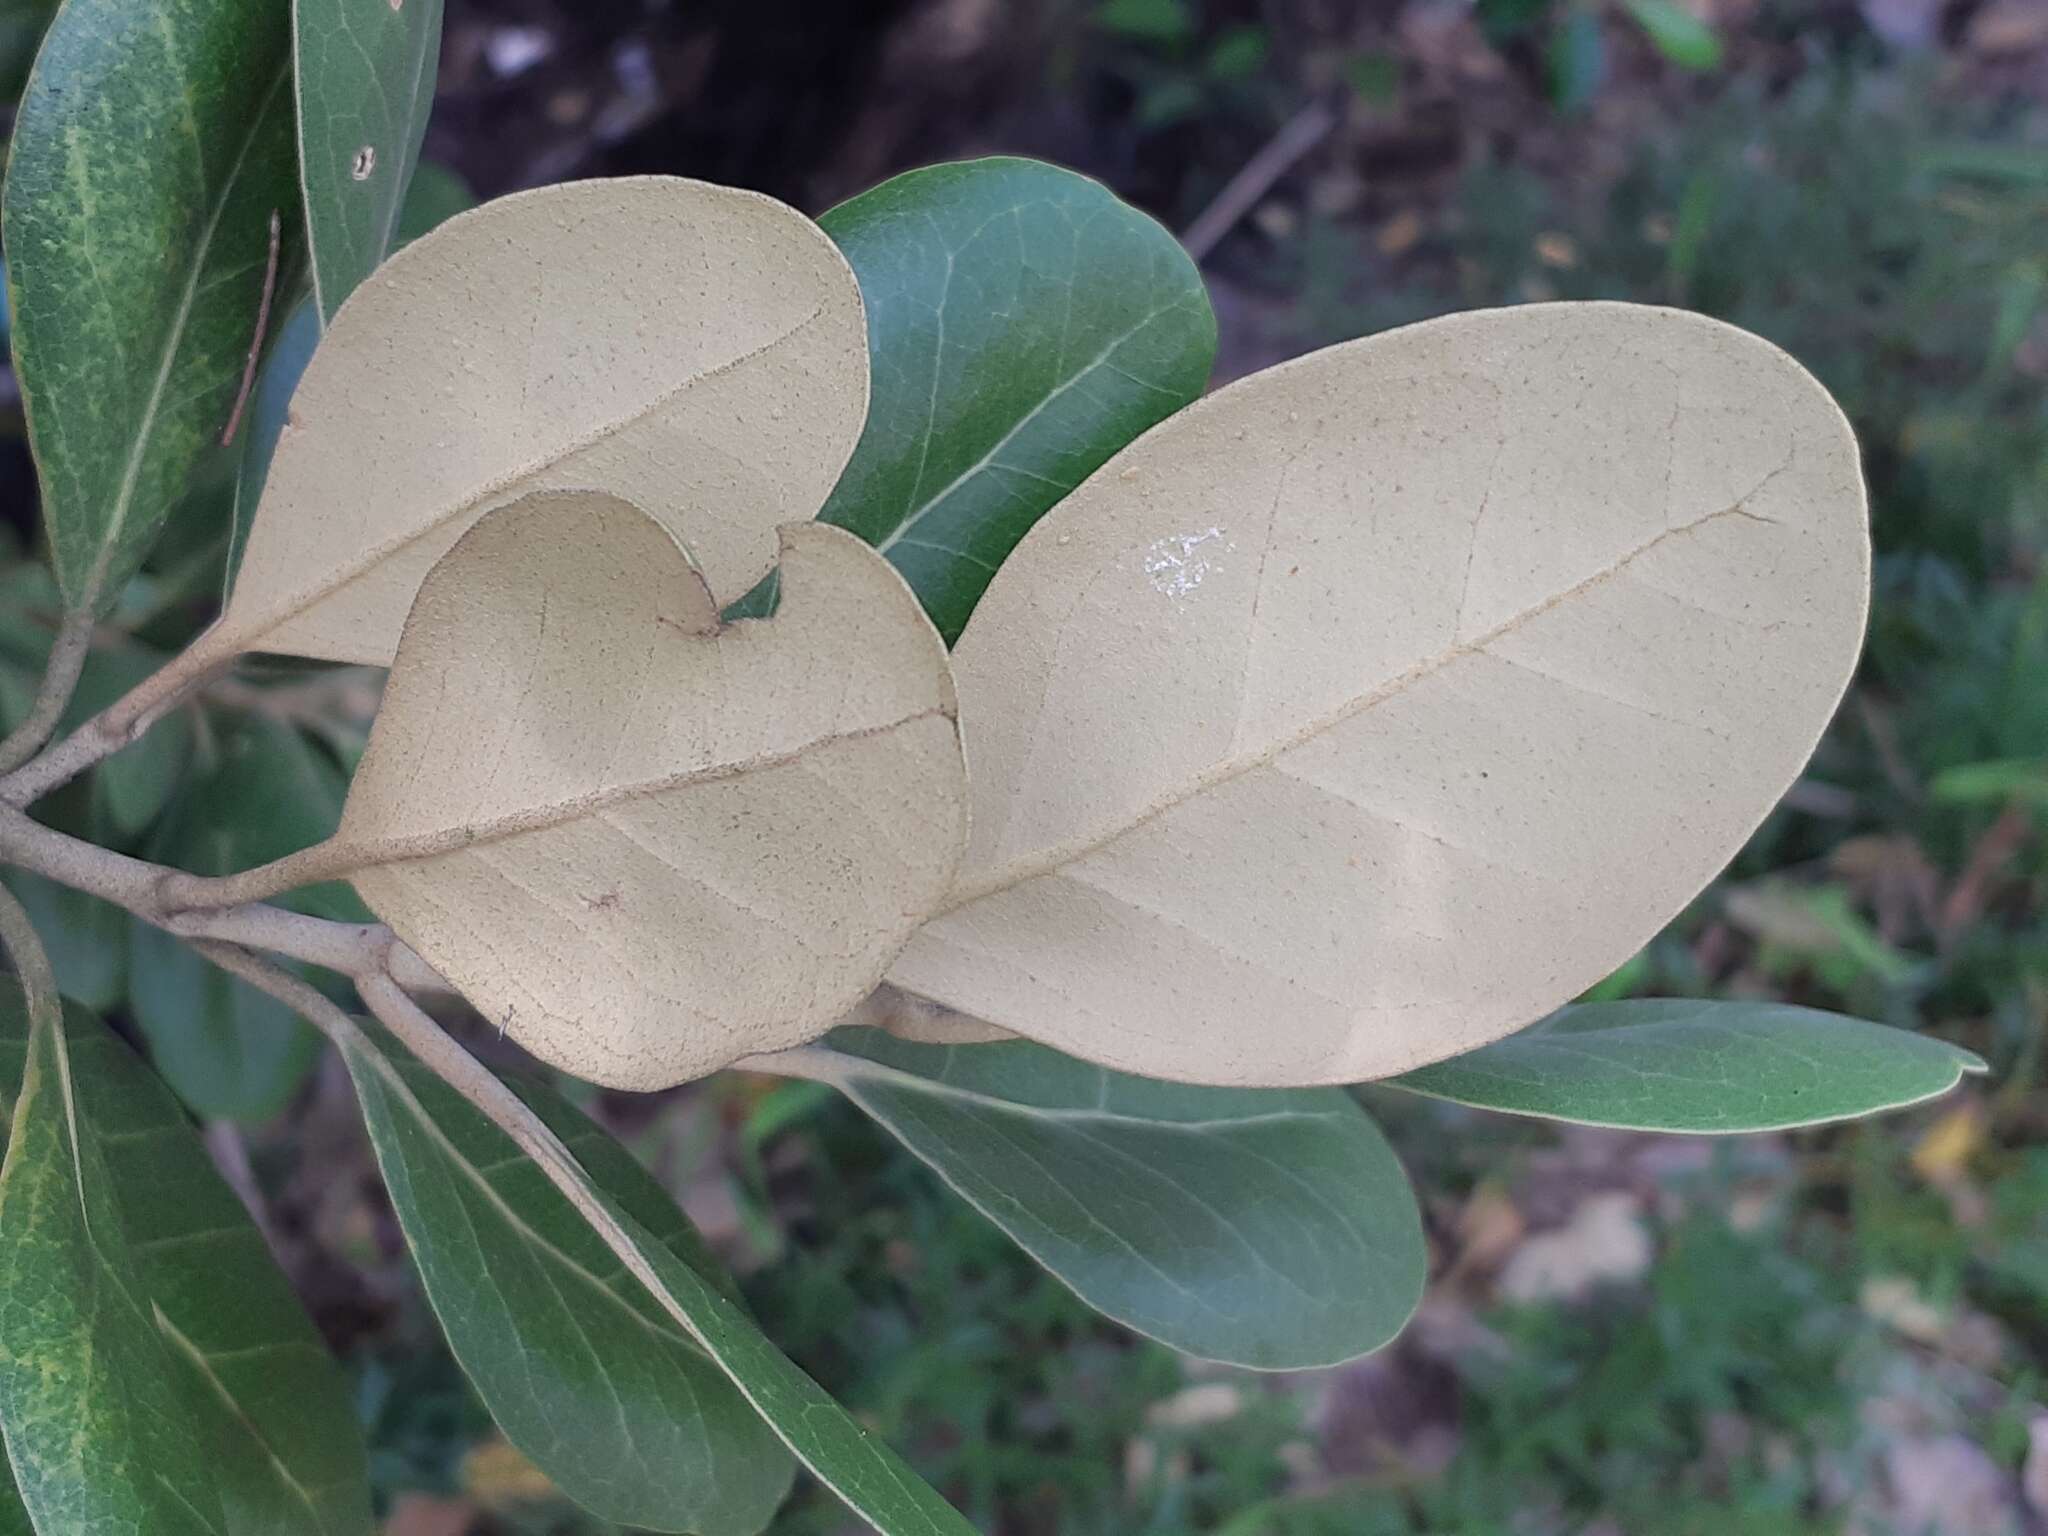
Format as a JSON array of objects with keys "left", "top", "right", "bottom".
[
  {"left": 890, "top": 303, "right": 1870, "bottom": 1087},
  {"left": 337, "top": 491, "right": 967, "bottom": 1089},
  {"left": 816, "top": 1028, "right": 1425, "bottom": 1368},
  {"left": 819, "top": 157, "right": 1216, "bottom": 642},
  {"left": 1387, "top": 1000, "right": 1986, "bottom": 1132},
  {"left": 3, "top": 0, "right": 297, "bottom": 614},
  {"left": 219, "top": 177, "right": 869, "bottom": 665},
  {"left": 341, "top": 1025, "right": 792, "bottom": 1533},
  {"left": 295, "top": 0, "right": 444, "bottom": 322}
]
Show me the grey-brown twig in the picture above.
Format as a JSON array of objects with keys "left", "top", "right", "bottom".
[
  {"left": 0, "top": 631, "right": 239, "bottom": 810},
  {"left": 0, "top": 608, "right": 95, "bottom": 777},
  {"left": 0, "top": 803, "right": 443, "bottom": 993}
]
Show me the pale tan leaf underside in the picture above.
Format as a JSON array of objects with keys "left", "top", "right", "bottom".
[
  {"left": 337, "top": 491, "right": 968, "bottom": 1090},
  {"left": 218, "top": 176, "right": 868, "bottom": 666},
  {"left": 888, "top": 302, "right": 1870, "bottom": 1088}
]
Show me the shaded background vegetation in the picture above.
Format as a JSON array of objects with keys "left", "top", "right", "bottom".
[{"left": 3, "top": 0, "right": 2045, "bottom": 1531}]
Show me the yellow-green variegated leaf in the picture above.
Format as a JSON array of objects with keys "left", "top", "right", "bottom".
[
  {"left": 335, "top": 491, "right": 967, "bottom": 1089},
  {"left": 0, "top": 981, "right": 370, "bottom": 1534},
  {"left": 4, "top": 0, "right": 297, "bottom": 615},
  {"left": 215, "top": 177, "right": 867, "bottom": 667},
  {"left": 890, "top": 303, "right": 1870, "bottom": 1088}
]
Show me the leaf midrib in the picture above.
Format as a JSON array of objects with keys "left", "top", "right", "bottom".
[
  {"left": 817, "top": 1046, "right": 1338, "bottom": 1132},
  {"left": 356, "top": 1050, "right": 711, "bottom": 1357},
  {"left": 871, "top": 296, "right": 1196, "bottom": 558},
  {"left": 946, "top": 498, "right": 1773, "bottom": 912},
  {"left": 223, "top": 302, "right": 827, "bottom": 651},
  {"left": 337, "top": 704, "right": 951, "bottom": 873},
  {"left": 154, "top": 1308, "right": 339, "bottom": 1531}
]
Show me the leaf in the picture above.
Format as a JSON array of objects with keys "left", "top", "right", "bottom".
[
  {"left": 339, "top": 1026, "right": 792, "bottom": 1533},
  {"left": 230, "top": 166, "right": 470, "bottom": 588},
  {"left": 0, "top": 583, "right": 194, "bottom": 835},
  {"left": 227, "top": 295, "right": 322, "bottom": 590},
  {"left": 331, "top": 491, "right": 965, "bottom": 1090},
  {"left": 0, "top": 985, "right": 224, "bottom": 1534},
  {"left": 218, "top": 177, "right": 869, "bottom": 667},
  {"left": 1386, "top": 1000, "right": 1986, "bottom": 1132},
  {"left": 393, "top": 160, "right": 476, "bottom": 249},
  {"left": 1931, "top": 757, "right": 2048, "bottom": 806},
  {"left": 2, "top": 867, "right": 126, "bottom": 1011},
  {"left": 2, "top": 0, "right": 298, "bottom": 615},
  {"left": 340, "top": 1023, "right": 977, "bottom": 1536},
  {"left": 1620, "top": 0, "right": 1723, "bottom": 71},
  {"left": 294, "top": 0, "right": 445, "bottom": 323},
  {"left": 811, "top": 1029, "right": 1425, "bottom": 1368},
  {"left": 889, "top": 304, "right": 1871, "bottom": 1088},
  {"left": 819, "top": 157, "right": 1214, "bottom": 643},
  {"left": 1546, "top": 8, "right": 1606, "bottom": 110},
  {"left": 0, "top": 980, "right": 372, "bottom": 1534},
  {"left": 1093, "top": 0, "right": 1195, "bottom": 43},
  {"left": 133, "top": 716, "right": 357, "bottom": 1120},
  {"left": 75, "top": 644, "right": 195, "bottom": 835}
]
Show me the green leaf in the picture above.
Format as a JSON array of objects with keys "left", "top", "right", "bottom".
[
  {"left": 1619, "top": 0, "right": 1722, "bottom": 71},
  {"left": 393, "top": 159, "right": 476, "bottom": 249},
  {"left": 1092, "top": 0, "right": 1194, "bottom": 43},
  {"left": 341, "top": 1026, "right": 977, "bottom": 1536},
  {"left": 1205, "top": 24, "right": 1268, "bottom": 81},
  {"left": 76, "top": 645, "right": 195, "bottom": 835},
  {"left": 1931, "top": 757, "right": 2048, "bottom": 806},
  {"left": 1545, "top": 8, "right": 1606, "bottom": 111},
  {"left": 1, "top": 867, "right": 125, "bottom": 1011},
  {"left": 1386, "top": 1001, "right": 1986, "bottom": 1133},
  {"left": 336, "top": 1033, "right": 793, "bottom": 1533},
  {"left": 818, "top": 157, "right": 1215, "bottom": 643},
  {"left": 0, "top": 986, "right": 225, "bottom": 1533},
  {"left": 0, "top": 584, "right": 193, "bottom": 837},
  {"left": 229, "top": 295, "right": 321, "bottom": 587},
  {"left": 813, "top": 1030, "right": 1426, "bottom": 1369},
  {"left": 2, "top": 0, "right": 298, "bottom": 615},
  {"left": 0, "top": 980, "right": 371, "bottom": 1534},
  {"left": 294, "top": 0, "right": 444, "bottom": 323},
  {"left": 132, "top": 716, "right": 358, "bottom": 1120}
]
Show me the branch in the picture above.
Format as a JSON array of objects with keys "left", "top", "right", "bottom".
[
  {"left": 0, "top": 803, "right": 443, "bottom": 992},
  {"left": 0, "top": 608, "right": 95, "bottom": 777},
  {"left": 0, "top": 625, "right": 242, "bottom": 810},
  {"left": 1181, "top": 98, "right": 1339, "bottom": 264},
  {"left": 158, "top": 838, "right": 361, "bottom": 912}
]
